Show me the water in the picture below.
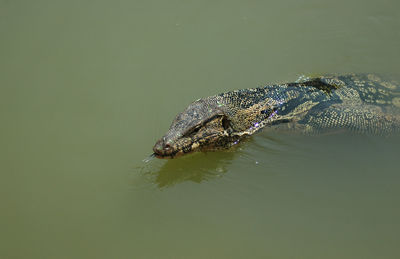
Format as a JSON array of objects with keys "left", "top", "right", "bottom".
[{"left": 1, "top": 0, "right": 400, "bottom": 258}]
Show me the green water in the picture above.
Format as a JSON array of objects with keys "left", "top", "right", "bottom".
[{"left": 1, "top": 0, "right": 400, "bottom": 258}]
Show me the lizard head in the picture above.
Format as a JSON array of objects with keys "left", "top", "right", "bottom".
[
  {"left": 152, "top": 92, "right": 283, "bottom": 158},
  {"left": 153, "top": 97, "right": 236, "bottom": 158}
]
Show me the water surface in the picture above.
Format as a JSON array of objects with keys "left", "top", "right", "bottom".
[{"left": 1, "top": 0, "right": 400, "bottom": 258}]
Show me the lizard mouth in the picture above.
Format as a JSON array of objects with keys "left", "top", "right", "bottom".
[
  {"left": 152, "top": 150, "right": 186, "bottom": 159},
  {"left": 153, "top": 153, "right": 169, "bottom": 159},
  {"left": 152, "top": 152, "right": 174, "bottom": 159}
]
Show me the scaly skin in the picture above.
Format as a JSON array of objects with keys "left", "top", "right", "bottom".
[{"left": 153, "top": 74, "right": 400, "bottom": 158}]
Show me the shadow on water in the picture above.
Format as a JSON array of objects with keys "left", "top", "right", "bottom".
[{"left": 135, "top": 150, "right": 237, "bottom": 188}]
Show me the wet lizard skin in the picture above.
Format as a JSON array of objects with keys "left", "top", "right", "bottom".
[{"left": 153, "top": 74, "right": 400, "bottom": 158}]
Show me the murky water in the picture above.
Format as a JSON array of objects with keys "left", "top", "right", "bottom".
[{"left": 1, "top": 0, "right": 400, "bottom": 258}]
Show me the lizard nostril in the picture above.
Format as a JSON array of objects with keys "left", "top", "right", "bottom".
[{"left": 153, "top": 140, "right": 165, "bottom": 154}]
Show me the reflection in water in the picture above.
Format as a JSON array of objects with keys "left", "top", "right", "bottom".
[
  {"left": 133, "top": 136, "right": 289, "bottom": 189},
  {"left": 138, "top": 151, "right": 237, "bottom": 188}
]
